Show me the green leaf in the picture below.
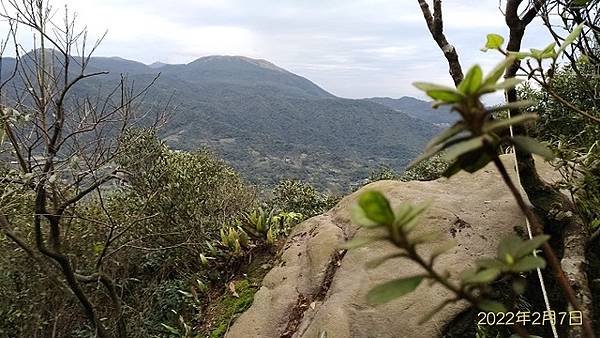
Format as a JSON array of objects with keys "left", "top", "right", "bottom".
[
  {"left": 542, "top": 43, "right": 555, "bottom": 53},
  {"left": 410, "top": 144, "right": 444, "bottom": 168},
  {"left": 206, "top": 241, "right": 217, "bottom": 256},
  {"left": 508, "top": 51, "right": 533, "bottom": 60},
  {"left": 431, "top": 100, "right": 452, "bottom": 108},
  {"left": 367, "top": 276, "right": 423, "bottom": 304},
  {"left": 483, "top": 56, "right": 516, "bottom": 86},
  {"left": 430, "top": 240, "right": 457, "bottom": 260},
  {"left": 540, "top": 42, "right": 557, "bottom": 59},
  {"left": 395, "top": 201, "right": 430, "bottom": 232},
  {"left": 442, "top": 160, "right": 462, "bottom": 178},
  {"left": 558, "top": 23, "right": 585, "bottom": 56},
  {"left": 459, "top": 151, "right": 493, "bottom": 174},
  {"left": 514, "top": 234, "right": 550, "bottom": 259},
  {"left": 510, "top": 255, "right": 546, "bottom": 272},
  {"left": 441, "top": 136, "right": 487, "bottom": 162},
  {"left": 427, "top": 90, "right": 465, "bottom": 103},
  {"left": 477, "top": 257, "right": 506, "bottom": 270},
  {"left": 488, "top": 77, "right": 522, "bottom": 90},
  {"left": 477, "top": 299, "right": 507, "bottom": 313},
  {"left": 497, "top": 234, "right": 523, "bottom": 260},
  {"left": 458, "top": 65, "right": 483, "bottom": 95},
  {"left": 161, "top": 323, "right": 180, "bottom": 335},
  {"left": 365, "top": 253, "right": 406, "bottom": 269},
  {"left": 410, "top": 146, "right": 444, "bottom": 169},
  {"left": 483, "top": 34, "right": 505, "bottom": 50},
  {"left": 393, "top": 203, "right": 412, "bottom": 221},
  {"left": 460, "top": 267, "right": 478, "bottom": 282},
  {"left": 482, "top": 112, "right": 538, "bottom": 133},
  {"left": 92, "top": 243, "right": 104, "bottom": 255},
  {"left": 266, "top": 227, "right": 276, "bottom": 245},
  {"left": 358, "top": 191, "right": 394, "bottom": 225},
  {"left": 530, "top": 48, "right": 544, "bottom": 60},
  {"left": 200, "top": 253, "right": 209, "bottom": 267},
  {"left": 411, "top": 134, "right": 473, "bottom": 168},
  {"left": 351, "top": 204, "right": 380, "bottom": 228},
  {"left": 413, "top": 82, "right": 458, "bottom": 92},
  {"left": 426, "top": 122, "right": 467, "bottom": 149},
  {"left": 341, "top": 235, "right": 385, "bottom": 250},
  {"left": 463, "top": 268, "right": 501, "bottom": 284},
  {"left": 511, "top": 136, "right": 555, "bottom": 160},
  {"left": 413, "top": 82, "right": 464, "bottom": 103}
]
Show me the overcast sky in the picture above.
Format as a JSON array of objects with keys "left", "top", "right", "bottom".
[{"left": 5, "top": 0, "right": 550, "bottom": 99}]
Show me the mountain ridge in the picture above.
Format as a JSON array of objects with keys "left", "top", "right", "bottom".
[
  {"left": 366, "top": 96, "right": 457, "bottom": 125},
  {"left": 1, "top": 51, "right": 441, "bottom": 190}
]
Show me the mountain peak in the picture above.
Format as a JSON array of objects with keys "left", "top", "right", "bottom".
[
  {"left": 148, "top": 61, "right": 169, "bottom": 69},
  {"left": 187, "top": 55, "right": 286, "bottom": 73}
]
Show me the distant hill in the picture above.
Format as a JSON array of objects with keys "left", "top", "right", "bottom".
[
  {"left": 1, "top": 52, "right": 440, "bottom": 190},
  {"left": 148, "top": 61, "right": 170, "bottom": 69},
  {"left": 152, "top": 55, "right": 335, "bottom": 99},
  {"left": 366, "top": 96, "right": 458, "bottom": 126}
]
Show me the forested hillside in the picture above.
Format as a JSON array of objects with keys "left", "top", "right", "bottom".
[
  {"left": 89, "top": 55, "right": 442, "bottom": 189},
  {"left": 1, "top": 52, "right": 440, "bottom": 190}
]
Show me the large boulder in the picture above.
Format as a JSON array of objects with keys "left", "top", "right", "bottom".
[{"left": 227, "top": 156, "right": 558, "bottom": 338}]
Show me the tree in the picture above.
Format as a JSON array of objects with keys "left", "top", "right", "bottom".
[
  {"left": 115, "top": 129, "right": 255, "bottom": 274},
  {"left": 0, "top": 1, "right": 162, "bottom": 336},
  {"left": 412, "top": 1, "right": 597, "bottom": 336},
  {"left": 417, "top": 0, "right": 464, "bottom": 85},
  {"left": 272, "top": 179, "right": 336, "bottom": 218}
]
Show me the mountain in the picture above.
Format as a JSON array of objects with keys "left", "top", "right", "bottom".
[
  {"left": 153, "top": 55, "right": 335, "bottom": 99},
  {"left": 148, "top": 61, "right": 170, "bottom": 69},
  {"left": 1, "top": 52, "right": 440, "bottom": 190},
  {"left": 366, "top": 96, "right": 458, "bottom": 126},
  {"left": 87, "top": 56, "right": 153, "bottom": 74}
]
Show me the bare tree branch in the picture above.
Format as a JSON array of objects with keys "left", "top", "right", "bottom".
[{"left": 416, "top": 0, "right": 464, "bottom": 85}]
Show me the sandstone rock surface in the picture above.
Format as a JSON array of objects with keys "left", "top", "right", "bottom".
[{"left": 226, "top": 156, "right": 557, "bottom": 338}]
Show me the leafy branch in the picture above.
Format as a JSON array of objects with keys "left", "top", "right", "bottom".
[
  {"left": 483, "top": 24, "right": 600, "bottom": 124},
  {"left": 349, "top": 51, "right": 596, "bottom": 337},
  {"left": 348, "top": 191, "right": 547, "bottom": 337}
]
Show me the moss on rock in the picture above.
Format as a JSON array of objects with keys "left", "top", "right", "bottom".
[{"left": 206, "top": 279, "right": 257, "bottom": 338}]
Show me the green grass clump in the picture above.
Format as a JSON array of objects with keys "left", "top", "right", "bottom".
[{"left": 209, "top": 280, "right": 256, "bottom": 338}]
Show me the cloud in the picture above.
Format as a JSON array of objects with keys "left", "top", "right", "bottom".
[
  {"left": 362, "top": 46, "right": 418, "bottom": 59},
  {"left": 2, "top": 0, "right": 551, "bottom": 99}
]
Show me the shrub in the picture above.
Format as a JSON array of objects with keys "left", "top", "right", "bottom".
[
  {"left": 367, "top": 166, "right": 399, "bottom": 182},
  {"left": 521, "top": 64, "right": 600, "bottom": 227},
  {"left": 399, "top": 154, "right": 449, "bottom": 182},
  {"left": 0, "top": 130, "right": 257, "bottom": 336},
  {"left": 272, "top": 179, "right": 338, "bottom": 217},
  {"left": 366, "top": 155, "right": 449, "bottom": 183},
  {"left": 115, "top": 130, "right": 255, "bottom": 274}
]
